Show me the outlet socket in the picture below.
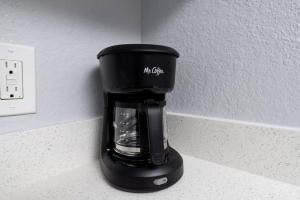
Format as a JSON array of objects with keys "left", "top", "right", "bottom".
[
  {"left": 0, "top": 60, "right": 23, "bottom": 100},
  {"left": 0, "top": 43, "right": 36, "bottom": 117}
]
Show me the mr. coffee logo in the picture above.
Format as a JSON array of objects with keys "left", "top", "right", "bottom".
[{"left": 143, "top": 67, "right": 165, "bottom": 76}]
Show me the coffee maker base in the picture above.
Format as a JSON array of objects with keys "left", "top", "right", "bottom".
[{"left": 100, "top": 148, "right": 184, "bottom": 192}]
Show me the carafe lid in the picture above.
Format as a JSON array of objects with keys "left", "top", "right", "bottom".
[{"left": 97, "top": 44, "right": 179, "bottom": 59}]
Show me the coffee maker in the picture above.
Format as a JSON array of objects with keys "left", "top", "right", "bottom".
[{"left": 97, "top": 44, "right": 183, "bottom": 192}]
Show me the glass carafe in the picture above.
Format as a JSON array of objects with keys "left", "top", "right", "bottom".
[
  {"left": 113, "top": 107, "right": 140, "bottom": 156},
  {"left": 113, "top": 106, "right": 168, "bottom": 158}
]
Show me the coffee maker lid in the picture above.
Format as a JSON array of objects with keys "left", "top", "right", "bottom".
[{"left": 97, "top": 44, "right": 179, "bottom": 59}]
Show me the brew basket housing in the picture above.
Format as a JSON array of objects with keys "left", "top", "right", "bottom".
[{"left": 97, "top": 44, "right": 179, "bottom": 94}]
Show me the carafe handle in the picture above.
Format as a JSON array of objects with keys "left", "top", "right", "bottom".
[{"left": 145, "top": 103, "right": 165, "bottom": 165}]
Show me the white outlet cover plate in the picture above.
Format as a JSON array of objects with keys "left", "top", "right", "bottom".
[{"left": 0, "top": 43, "right": 36, "bottom": 116}]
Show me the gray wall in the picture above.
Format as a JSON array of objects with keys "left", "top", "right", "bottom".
[
  {"left": 0, "top": 0, "right": 141, "bottom": 133},
  {"left": 142, "top": 0, "right": 300, "bottom": 128},
  {"left": 2, "top": 0, "right": 300, "bottom": 133}
]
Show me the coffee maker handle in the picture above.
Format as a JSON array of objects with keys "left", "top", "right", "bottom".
[{"left": 146, "top": 105, "right": 165, "bottom": 165}]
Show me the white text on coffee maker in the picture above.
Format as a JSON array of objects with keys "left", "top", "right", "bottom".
[{"left": 143, "top": 67, "right": 165, "bottom": 76}]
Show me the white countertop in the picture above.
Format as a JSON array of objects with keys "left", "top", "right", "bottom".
[{"left": 3, "top": 155, "right": 300, "bottom": 200}]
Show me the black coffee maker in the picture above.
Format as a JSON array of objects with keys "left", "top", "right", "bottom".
[{"left": 97, "top": 44, "right": 183, "bottom": 192}]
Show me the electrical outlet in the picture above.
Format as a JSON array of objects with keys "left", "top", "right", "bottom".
[
  {"left": 0, "top": 43, "right": 36, "bottom": 117},
  {"left": 0, "top": 60, "right": 23, "bottom": 100}
]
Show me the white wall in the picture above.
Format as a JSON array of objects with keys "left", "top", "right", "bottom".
[
  {"left": 142, "top": 0, "right": 300, "bottom": 128},
  {"left": 0, "top": 0, "right": 141, "bottom": 133}
]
